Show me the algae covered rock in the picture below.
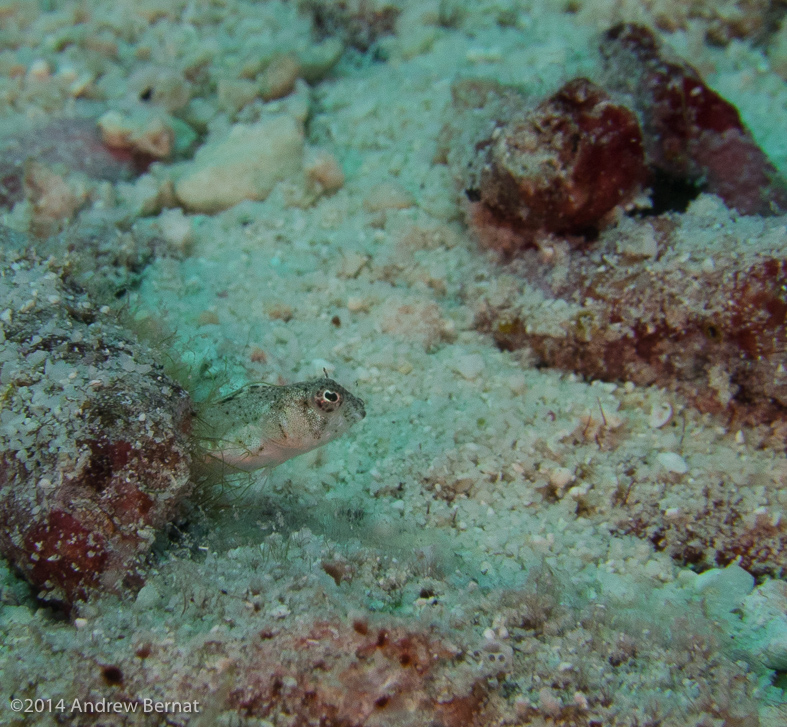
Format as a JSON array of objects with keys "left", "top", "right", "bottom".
[
  {"left": 0, "top": 227, "right": 193, "bottom": 606},
  {"left": 174, "top": 114, "right": 304, "bottom": 213},
  {"left": 473, "top": 199, "right": 787, "bottom": 442}
]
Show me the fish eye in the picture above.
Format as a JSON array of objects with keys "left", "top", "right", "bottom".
[{"left": 315, "top": 388, "right": 342, "bottom": 411}]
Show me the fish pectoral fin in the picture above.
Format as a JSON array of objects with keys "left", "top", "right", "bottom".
[
  {"left": 263, "top": 436, "right": 303, "bottom": 453},
  {"left": 203, "top": 434, "right": 263, "bottom": 458}
]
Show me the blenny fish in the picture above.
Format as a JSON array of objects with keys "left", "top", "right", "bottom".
[{"left": 198, "top": 377, "right": 365, "bottom": 472}]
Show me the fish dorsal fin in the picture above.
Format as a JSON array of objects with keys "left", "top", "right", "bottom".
[{"left": 217, "top": 381, "right": 275, "bottom": 403}]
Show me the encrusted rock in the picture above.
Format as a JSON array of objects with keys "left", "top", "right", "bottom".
[
  {"left": 740, "top": 579, "right": 787, "bottom": 671},
  {"left": 472, "top": 199, "right": 787, "bottom": 438},
  {"left": 450, "top": 24, "right": 787, "bottom": 256},
  {"left": 0, "top": 228, "right": 193, "bottom": 606},
  {"left": 601, "top": 22, "right": 787, "bottom": 216},
  {"left": 464, "top": 78, "right": 646, "bottom": 254}
]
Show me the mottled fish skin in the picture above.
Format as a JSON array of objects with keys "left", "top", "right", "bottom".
[{"left": 198, "top": 377, "right": 365, "bottom": 472}]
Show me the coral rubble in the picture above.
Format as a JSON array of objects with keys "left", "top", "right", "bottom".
[
  {"left": 451, "top": 23, "right": 787, "bottom": 434},
  {"left": 601, "top": 22, "right": 787, "bottom": 216},
  {"left": 0, "top": 227, "right": 192, "bottom": 607},
  {"left": 473, "top": 199, "right": 787, "bottom": 435},
  {"left": 222, "top": 620, "right": 491, "bottom": 726},
  {"left": 452, "top": 23, "right": 787, "bottom": 257},
  {"left": 174, "top": 114, "right": 305, "bottom": 213}
]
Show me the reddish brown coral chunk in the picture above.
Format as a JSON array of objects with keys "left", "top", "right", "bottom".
[
  {"left": 472, "top": 212, "right": 787, "bottom": 435},
  {"left": 601, "top": 23, "right": 787, "bottom": 215},
  {"left": 473, "top": 78, "right": 646, "bottom": 253},
  {"left": 0, "top": 240, "right": 192, "bottom": 607},
  {"left": 23, "top": 511, "right": 108, "bottom": 602}
]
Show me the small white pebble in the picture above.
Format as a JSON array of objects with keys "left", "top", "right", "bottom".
[
  {"left": 657, "top": 451, "right": 688, "bottom": 474},
  {"left": 28, "top": 59, "right": 50, "bottom": 80},
  {"left": 539, "top": 688, "right": 562, "bottom": 717},
  {"left": 549, "top": 467, "right": 574, "bottom": 489},
  {"left": 452, "top": 353, "right": 485, "bottom": 380},
  {"left": 338, "top": 251, "right": 367, "bottom": 278},
  {"left": 158, "top": 208, "right": 193, "bottom": 250},
  {"left": 74, "top": 618, "right": 88, "bottom": 629},
  {"left": 270, "top": 604, "right": 290, "bottom": 619},
  {"left": 135, "top": 584, "right": 161, "bottom": 610},
  {"left": 347, "top": 296, "right": 367, "bottom": 312},
  {"left": 648, "top": 402, "right": 673, "bottom": 428},
  {"left": 506, "top": 372, "right": 527, "bottom": 395}
]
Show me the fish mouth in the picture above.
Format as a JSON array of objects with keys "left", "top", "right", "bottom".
[{"left": 352, "top": 399, "right": 366, "bottom": 421}]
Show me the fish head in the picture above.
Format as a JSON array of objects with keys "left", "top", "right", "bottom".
[{"left": 278, "top": 377, "right": 365, "bottom": 453}]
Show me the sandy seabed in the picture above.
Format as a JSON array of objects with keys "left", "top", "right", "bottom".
[{"left": 2, "top": 1, "right": 787, "bottom": 725}]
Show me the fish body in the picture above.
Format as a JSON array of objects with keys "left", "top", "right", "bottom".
[{"left": 198, "top": 377, "right": 365, "bottom": 472}]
